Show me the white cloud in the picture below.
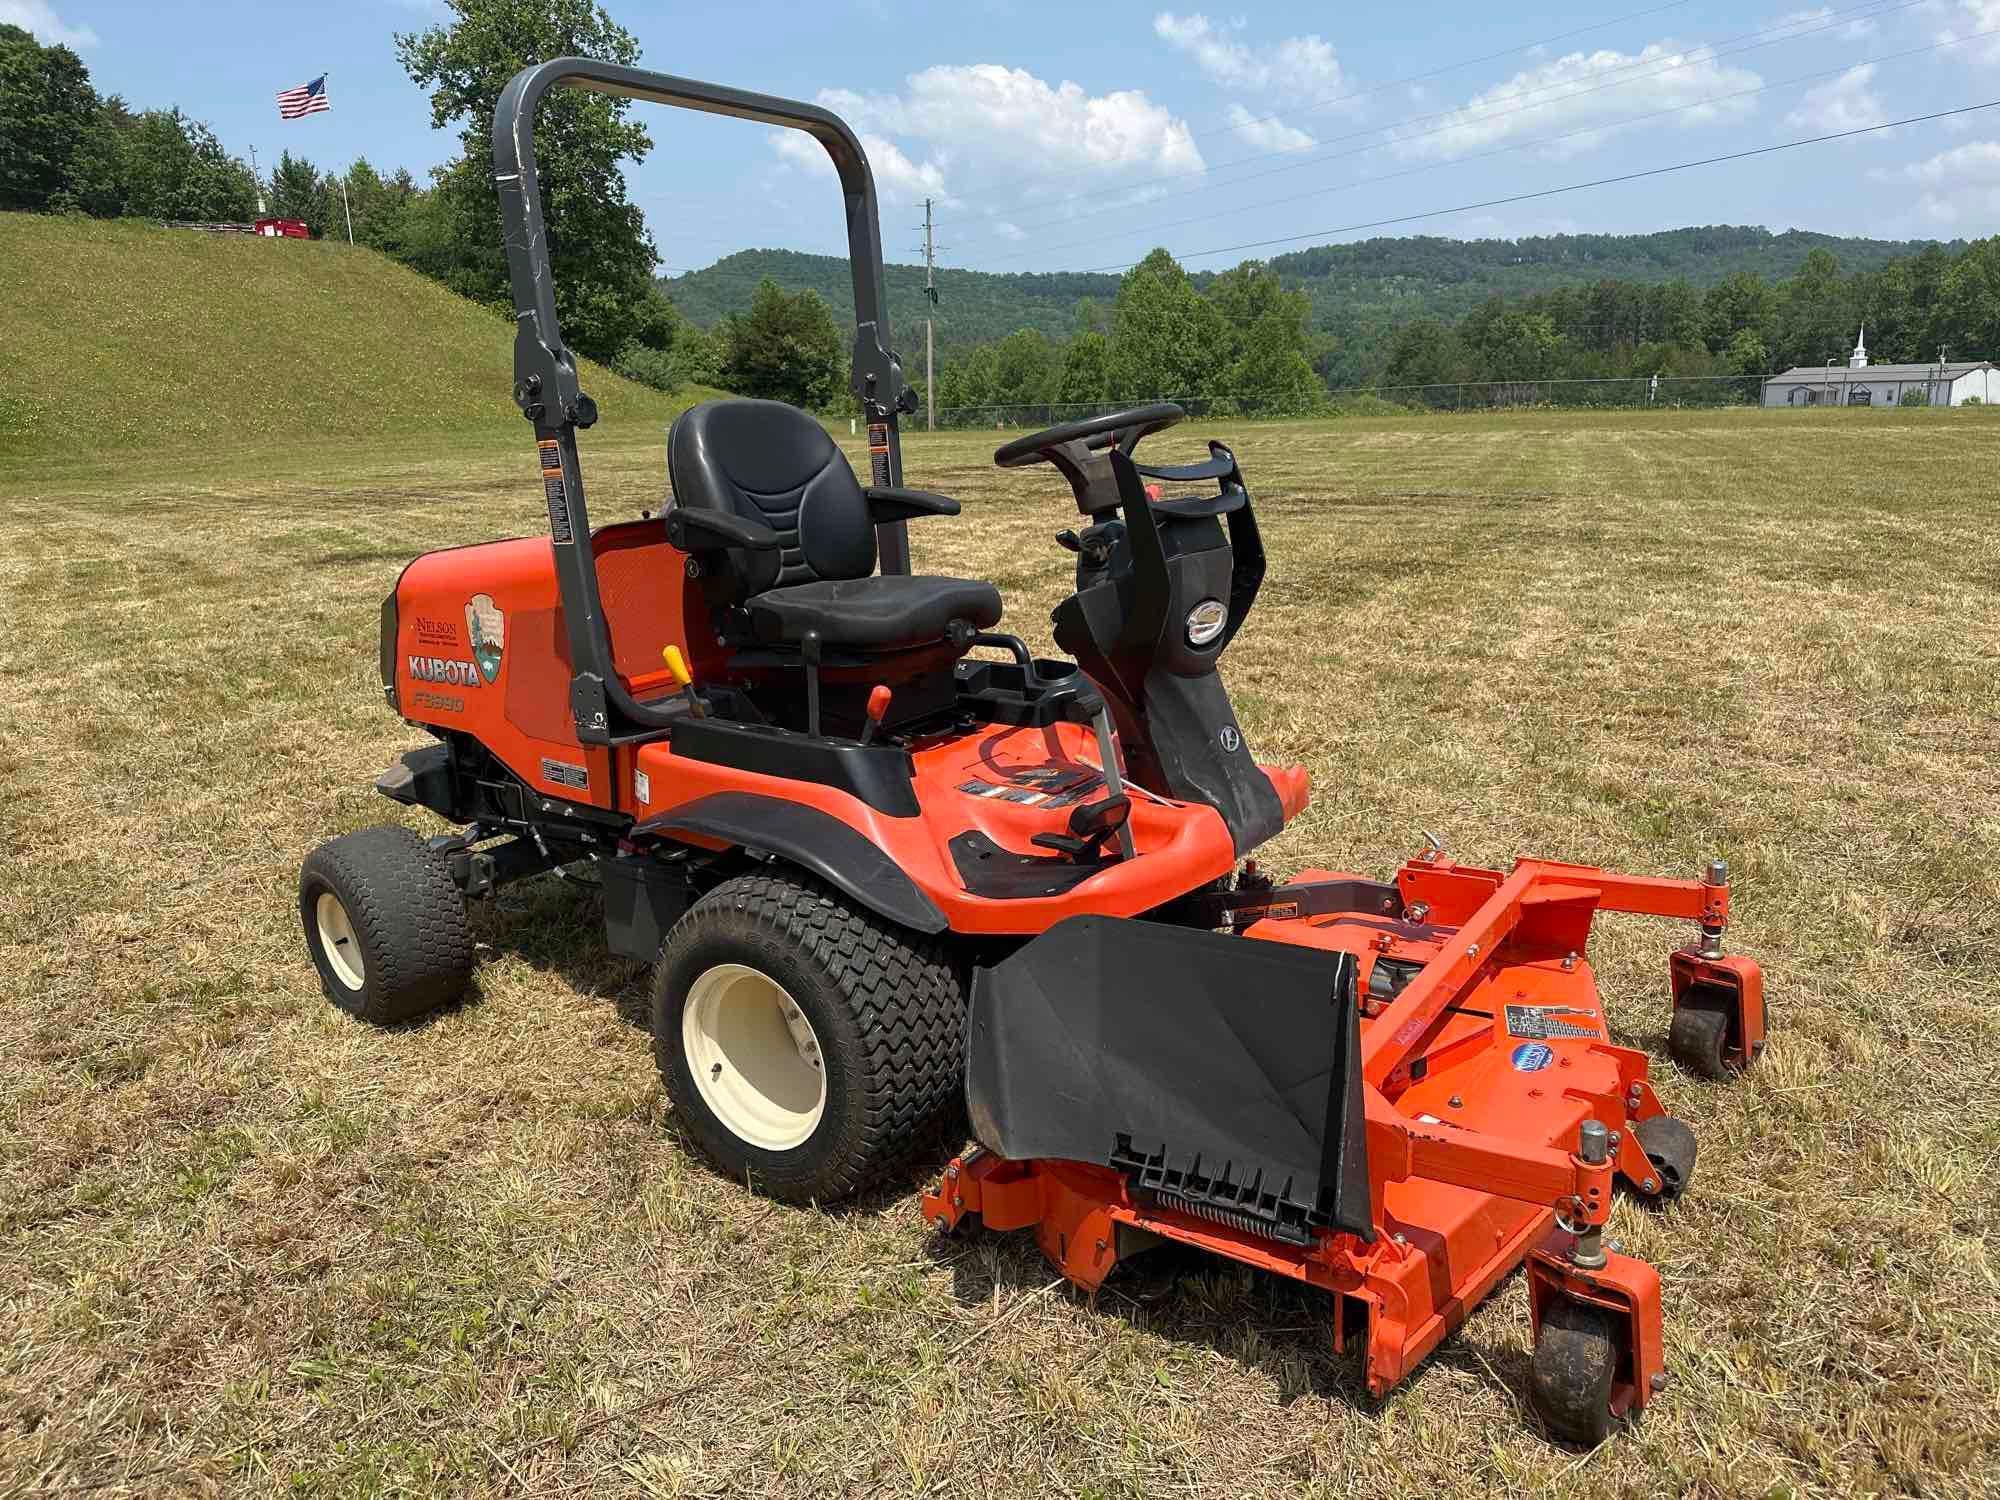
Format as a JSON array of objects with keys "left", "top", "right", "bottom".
[
  {"left": 1153, "top": 13, "right": 1353, "bottom": 109},
  {"left": 787, "top": 64, "right": 1203, "bottom": 221},
  {"left": 1221, "top": 103, "right": 1315, "bottom": 152},
  {"left": 1942, "top": 0, "right": 2000, "bottom": 62},
  {"left": 1774, "top": 6, "right": 1878, "bottom": 41},
  {"left": 769, "top": 129, "right": 954, "bottom": 208},
  {"left": 1785, "top": 64, "right": 1889, "bottom": 133},
  {"left": 1879, "top": 138, "right": 2000, "bottom": 221},
  {"left": 0, "top": 0, "right": 98, "bottom": 47},
  {"left": 1392, "top": 42, "right": 1763, "bottom": 160}
]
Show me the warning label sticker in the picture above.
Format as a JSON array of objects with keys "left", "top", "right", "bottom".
[
  {"left": 957, "top": 765, "right": 1105, "bottom": 809},
  {"left": 1504, "top": 1004, "right": 1600, "bottom": 1040},
  {"left": 540, "top": 757, "right": 589, "bottom": 792}
]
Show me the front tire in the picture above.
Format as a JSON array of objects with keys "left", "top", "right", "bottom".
[
  {"left": 1531, "top": 1299, "right": 1620, "bottom": 1446},
  {"left": 653, "top": 871, "right": 966, "bottom": 1203},
  {"left": 299, "top": 825, "right": 473, "bottom": 1024}
]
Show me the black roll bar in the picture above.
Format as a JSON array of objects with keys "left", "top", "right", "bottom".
[{"left": 492, "top": 59, "right": 916, "bottom": 743}]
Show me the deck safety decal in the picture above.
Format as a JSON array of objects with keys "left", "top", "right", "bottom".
[{"left": 1504, "top": 1004, "right": 1599, "bottom": 1040}]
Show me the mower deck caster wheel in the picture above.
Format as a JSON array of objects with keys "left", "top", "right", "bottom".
[
  {"left": 1668, "top": 998, "right": 1735, "bottom": 1080},
  {"left": 299, "top": 825, "right": 474, "bottom": 1024},
  {"left": 653, "top": 871, "right": 966, "bottom": 1205},
  {"left": 1530, "top": 1298, "right": 1620, "bottom": 1447},
  {"left": 1632, "top": 1115, "right": 1697, "bottom": 1202}
]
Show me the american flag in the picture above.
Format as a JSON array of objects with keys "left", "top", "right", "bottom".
[{"left": 276, "top": 76, "right": 330, "bottom": 120}]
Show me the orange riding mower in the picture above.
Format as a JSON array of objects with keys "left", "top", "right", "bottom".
[{"left": 294, "top": 59, "right": 1767, "bottom": 1446}]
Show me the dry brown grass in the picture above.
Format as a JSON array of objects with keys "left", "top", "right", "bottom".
[{"left": 1, "top": 407, "right": 1997, "bottom": 1498}]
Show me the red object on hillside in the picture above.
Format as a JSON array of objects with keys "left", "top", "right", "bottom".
[{"left": 255, "top": 218, "right": 309, "bottom": 239}]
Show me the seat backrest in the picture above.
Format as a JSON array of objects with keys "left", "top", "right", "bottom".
[{"left": 667, "top": 399, "right": 875, "bottom": 600}]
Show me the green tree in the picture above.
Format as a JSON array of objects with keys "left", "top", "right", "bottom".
[
  {"left": 268, "top": 149, "right": 328, "bottom": 235},
  {"left": 1380, "top": 319, "right": 1469, "bottom": 391},
  {"left": 53, "top": 97, "right": 132, "bottom": 217},
  {"left": 671, "top": 321, "right": 723, "bottom": 389},
  {"left": 396, "top": 0, "right": 657, "bottom": 359},
  {"left": 1772, "top": 248, "right": 1855, "bottom": 369},
  {"left": 1935, "top": 237, "right": 2000, "bottom": 360},
  {"left": 1228, "top": 310, "right": 1325, "bottom": 415},
  {"left": 1724, "top": 327, "right": 1769, "bottom": 378},
  {"left": 985, "top": 328, "right": 1059, "bottom": 407},
  {"left": 1106, "top": 248, "right": 1231, "bottom": 403},
  {"left": 118, "top": 108, "right": 257, "bottom": 220},
  {"left": 721, "top": 278, "right": 844, "bottom": 408},
  {"left": 0, "top": 24, "right": 100, "bottom": 211},
  {"left": 1056, "top": 330, "right": 1112, "bottom": 406},
  {"left": 1701, "top": 272, "right": 1775, "bottom": 355}
]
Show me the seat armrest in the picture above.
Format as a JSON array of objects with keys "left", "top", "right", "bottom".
[
  {"left": 666, "top": 505, "right": 782, "bottom": 552},
  {"left": 865, "top": 486, "right": 960, "bottom": 522}
]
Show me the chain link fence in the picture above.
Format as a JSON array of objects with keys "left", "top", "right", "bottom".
[{"left": 930, "top": 374, "right": 1767, "bottom": 429}]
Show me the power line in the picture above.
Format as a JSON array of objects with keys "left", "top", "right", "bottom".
[
  {"left": 1076, "top": 99, "right": 2000, "bottom": 274},
  {"left": 982, "top": 26, "right": 1992, "bottom": 268},
  {"left": 947, "top": 0, "right": 1921, "bottom": 253}
]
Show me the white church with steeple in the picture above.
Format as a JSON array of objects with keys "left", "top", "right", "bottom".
[{"left": 1763, "top": 327, "right": 1994, "bottom": 407}]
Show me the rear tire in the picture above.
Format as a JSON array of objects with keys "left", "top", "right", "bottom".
[
  {"left": 653, "top": 871, "right": 966, "bottom": 1204},
  {"left": 299, "top": 825, "right": 473, "bottom": 1024},
  {"left": 1531, "top": 1298, "right": 1620, "bottom": 1447}
]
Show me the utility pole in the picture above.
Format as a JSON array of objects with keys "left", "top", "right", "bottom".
[
  {"left": 920, "top": 197, "right": 938, "bottom": 433},
  {"left": 249, "top": 144, "right": 266, "bottom": 215}
]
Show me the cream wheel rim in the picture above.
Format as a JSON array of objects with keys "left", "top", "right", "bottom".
[
  {"left": 682, "top": 963, "right": 827, "bottom": 1151},
  {"left": 315, "top": 890, "right": 366, "bottom": 991}
]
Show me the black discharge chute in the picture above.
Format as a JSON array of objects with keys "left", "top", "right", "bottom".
[{"left": 964, "top": 915, "right": 1372, "bottom": 1244}]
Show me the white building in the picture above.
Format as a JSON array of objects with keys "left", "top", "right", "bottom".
[{"left": 1762, "top": 328, "right": 1996, "bottom": 408}]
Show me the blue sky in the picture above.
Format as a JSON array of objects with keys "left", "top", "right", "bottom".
[{"left": 9, "top": 0, "right": 2000, "bottom": 274}]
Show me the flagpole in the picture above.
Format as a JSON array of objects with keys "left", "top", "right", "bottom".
[{"left": 339, "top": 176, "right": 354, "bottom": 246}]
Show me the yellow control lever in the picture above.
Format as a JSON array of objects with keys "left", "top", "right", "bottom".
[{"left": 662, "top": 644, "right": 705, "bottom": 717}]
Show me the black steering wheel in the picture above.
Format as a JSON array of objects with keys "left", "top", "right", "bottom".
[{"left": 993, "top": 403, "right": 1185, "bottom": 469}]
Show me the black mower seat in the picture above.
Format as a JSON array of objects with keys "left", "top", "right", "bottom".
[
  {"left": 749, "top": 575, "right": 1002, "bottom": 651},
  {"left": 668, "top": 397, "right": 1002, "bottom": 655}
]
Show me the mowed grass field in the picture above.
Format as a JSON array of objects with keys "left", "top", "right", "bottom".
[{"left": 1, "top": 406, "right": 1997, "bottom": 1498}]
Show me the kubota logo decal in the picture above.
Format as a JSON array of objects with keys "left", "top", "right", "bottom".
[{"left": 408, "top": 655, "right": 482, "bottom": 687}]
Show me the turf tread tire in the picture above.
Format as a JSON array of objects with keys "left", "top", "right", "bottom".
[
  {"left": 653, "top": 871, "right": 965, "bottom": 1205},
  {"left": 1530, "top": 1298, "right": 1619, "bottom": 1447},
  {"left": 1668, "top": 998, "right": 1733, "bottom": 1080},
  {"left": 1632, "top": 1114, "right": 1698, "bottom": 1201},
  {"left": 299, "top": 825, "right": 474, "bottom": 1025}
]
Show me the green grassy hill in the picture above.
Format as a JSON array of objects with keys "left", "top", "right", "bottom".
[{"left": 0, "top": 215, "right": 715, "bottom": 459}]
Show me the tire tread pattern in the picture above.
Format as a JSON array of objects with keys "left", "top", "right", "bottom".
[
  {"left": 300, "top": 825, "right": 473, "bottom": 1025},
  {"left": 657, "top": 870, "right": 965, "bottom": 1202}
]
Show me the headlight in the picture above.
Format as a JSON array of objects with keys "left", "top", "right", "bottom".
[{"left": 1185, "top": 598, "right": 1228, "bottom": 647}]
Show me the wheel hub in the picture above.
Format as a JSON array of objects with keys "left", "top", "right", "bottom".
[
  {"left": 682, "top": 963, "right": 827, "bottom": 1151},
  {"left": 314, "top": 890, "right": 365, "bottom": 991}
]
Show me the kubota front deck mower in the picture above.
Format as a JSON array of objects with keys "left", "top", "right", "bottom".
[{"left": 296, "top": 59, "right": 1768, "bottom": 1444}]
